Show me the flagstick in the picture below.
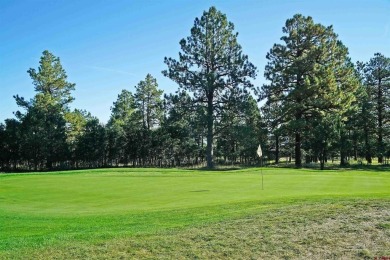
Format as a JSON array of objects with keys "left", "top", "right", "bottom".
[
  {"left": 257, "top": 144, "right": 263, "bottom": 190},
  {"left": 261, "top": 157, "right": 263, "bottom": 190}
]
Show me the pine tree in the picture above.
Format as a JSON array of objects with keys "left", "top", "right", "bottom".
[
  {"left": 163, "top": 6, "right": 256, "bottom": 168},
  {"left": 261, "top": 14, "right": 359, "bottom": 167},
  {"left": 14, "top": 50, "right": 75, "bottom": 169},
  {"left": 362, "top": 53, "right": 390, "bottom": 163},
  {"left": 134, "top": 74, "right": 163, "bottom": 131}
]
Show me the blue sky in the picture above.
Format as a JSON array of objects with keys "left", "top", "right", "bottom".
[{"left": 1, "top": 0, "right": 389, "bottom": 123}]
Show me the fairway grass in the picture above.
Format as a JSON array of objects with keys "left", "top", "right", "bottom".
[{"left": 1, "top": 168, "right": 389, "bottom": 259}]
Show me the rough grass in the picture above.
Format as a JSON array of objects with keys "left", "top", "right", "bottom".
[
  {"left": 4, "top": 200, "right": 389, "bottom": 259},
  {"left": 0, "top": 168, "right": 389, "bottom": 259}
]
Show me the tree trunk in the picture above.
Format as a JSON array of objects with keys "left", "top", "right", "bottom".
[
  {"left": 340, "top": 151, "right": 346, "bottom": 166},
  {"left": 294, "top": 63, "right": 304, "bottom": 168},
  {"left": 353, "top": 137, "right": 358, "bottom": 161},
  {"left": 377, "top": 79, "right": 383, "bottom": 163},
  {"left": 294, "top": 111, "right": 302, "bottom": 167},
  {"left": 324, "top": 149, "right": 328, "bottom": 163},
  {"left": 13, "top": 159, "right": 17, "bottom": 171},
  {"left": 340, "top": 133, "right": 347, "bottom": 166},
  {"left": 275, "top": 134, "right": 279, "bottom": 164},
  {"left": 295, "top": 132, "right": 302, "bottom": 167},
  {"left": 46, "top": 160, "right": 53, "bottom": 170},
  {"left": 364, "top": 113, "right": 372, "bottom": 164},
  {"left": 206, "top": 94, "right": 214, "bottom": 169}
]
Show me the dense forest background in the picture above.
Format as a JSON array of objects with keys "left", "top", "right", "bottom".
[{"left": 1, "top": 8, "right": 389, "bottom": 171}]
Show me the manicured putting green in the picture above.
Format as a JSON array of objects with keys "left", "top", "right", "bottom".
[
  {"left": 0, "top": 167, "right": 389, "bottom": 256},
  {"left": 1, "top": 168, "right": 389, "bottom": 215}
]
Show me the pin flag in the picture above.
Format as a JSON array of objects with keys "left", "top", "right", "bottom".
[{"left": 257, "top": 144, "right": 262, "bottom": 158}]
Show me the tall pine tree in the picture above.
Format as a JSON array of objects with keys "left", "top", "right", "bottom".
[
  {"left": 14, "top": 50, "right": 75, "bottom": 169},
  {"left": 261, "top": 14, "right": 359, "bottom": 167},
  {"left": 163, "top": 6, "right": 256, "bottom": 168},
  {"left": 362, "top": 53, "right": 390, "bottom": 163}
]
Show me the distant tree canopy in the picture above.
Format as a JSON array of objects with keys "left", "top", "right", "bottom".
[{"left": 1, "top": 9, "right": 389, "bottom": 171}]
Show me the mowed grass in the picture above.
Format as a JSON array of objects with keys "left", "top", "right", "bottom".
[{"left": 0, "top": 167, "right": 389, "bottom": 259}]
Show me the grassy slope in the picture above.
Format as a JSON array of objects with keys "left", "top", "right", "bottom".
[
  {"left": 0, "top": 168, "right": 389, "bottom": 258},
  {"left": 16, "top": 200, "right": 389, "bottom": 259}
]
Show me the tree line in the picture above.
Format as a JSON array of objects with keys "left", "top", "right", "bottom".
[{"left": 1, "top": 7, "right": 389, "bottom": 171}]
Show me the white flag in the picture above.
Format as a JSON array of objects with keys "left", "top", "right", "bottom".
[{"left": 257, "top": 144, "right": 262, "bottom": 158}]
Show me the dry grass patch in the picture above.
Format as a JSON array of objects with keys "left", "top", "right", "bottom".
[{"left": 9, "top": 200, "right": 390, "bottom": 259}]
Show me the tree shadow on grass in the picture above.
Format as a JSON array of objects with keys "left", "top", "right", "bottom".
[{"left": 187, "top": 162, "right": 390, "bottom": 173}]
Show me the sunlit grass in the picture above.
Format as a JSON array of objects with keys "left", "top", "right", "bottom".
[{"left": 0, "top": 167, "right": 389, "bottom": 258}]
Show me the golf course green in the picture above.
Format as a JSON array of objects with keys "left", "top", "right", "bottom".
[{"left": 1, "top": 167, "right": 389, "bottom": 258}]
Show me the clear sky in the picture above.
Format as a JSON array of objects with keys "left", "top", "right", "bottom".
[{"left": 1, "top": 0, "right": 389, "bottom": 124}]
